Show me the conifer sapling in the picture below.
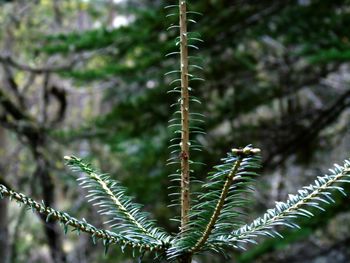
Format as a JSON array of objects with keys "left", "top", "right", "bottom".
[{"left": 1, "top": 1, "right": 350, "bottom": 262}]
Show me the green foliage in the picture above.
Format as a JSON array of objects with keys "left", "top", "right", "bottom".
[
  {"left": 0, "top": 184, "right": 145, "bottom": 252},
  {"left": 249, "top": 0, "right": 350, "bottom": 64},
  {"left": 237, "top": 186, "right": 350, "bottom": 262},
  {"left": 168, "top": 146, "right": 262, "bottom": 259},
  {"left": 213, "top": 161, "right": 350, "bottom": 248},
  {"left": 47, "top": 0, "right": 350, "bottom": 175},
  {"left": 1, "top": 152, "right": 350, "bottom": 261},
  {"left": 1, "top": 0, "right": 350, "bottom": 262},
  {"left": 65, "top": 156, "right": 172, "bottom": 246}
]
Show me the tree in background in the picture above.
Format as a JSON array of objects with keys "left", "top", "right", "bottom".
[
  {"left": 1, "top": 0, "right": 350, "bottom": 262},
  {"left": 0, "top": 1, "right": 97, "bottom": 262}
]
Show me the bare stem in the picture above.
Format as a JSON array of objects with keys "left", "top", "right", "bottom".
[{"left": 179, "top": 0, "right": 190, "bottom": 234}]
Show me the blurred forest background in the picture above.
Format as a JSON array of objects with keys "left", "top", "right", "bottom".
[{"left": 0, "top": 0, "right": 350, "bottom": 262}]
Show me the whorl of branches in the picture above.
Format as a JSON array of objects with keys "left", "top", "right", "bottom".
[{"left": 0, "top": 1, "right": 349, "bottom": 262}]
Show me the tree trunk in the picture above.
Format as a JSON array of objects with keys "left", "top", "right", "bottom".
[
  {"left": 31, "top": 136, "right": 67, "bottom": 263},
  {"left": 0, "top": 128, "right": 10, "bottom": 263},
  {"left": 0, "top": 201, "right": 9, "bottom": 263}
]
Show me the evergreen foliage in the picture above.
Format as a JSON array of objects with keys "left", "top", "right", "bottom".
[
  {"left": 48, "top": 0, "right": 350, "bottom": 198},
  {"left": 1, "top": 148, "right": 349, "bottom": 261},
  {"left": 65, "top": 156, "right": 172, "bottom": 247},
  {"left": 1, "top": 0, "right": 350, "bottom": 262}
]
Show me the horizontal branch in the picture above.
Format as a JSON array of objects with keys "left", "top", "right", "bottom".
[
  {"left": 0, "top": 53, "right": 77, "bottom": 74},
  {"left": 213, "top": 160, "right": 350, "bottom": 249},
  {"left": 0, "top": 184, "right": 166, "bottom": 252}
]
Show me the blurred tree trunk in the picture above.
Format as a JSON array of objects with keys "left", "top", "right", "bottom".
[
  {"left": 0, "top": 128, "right": 10, "bottom": 263},
  {"left": 32, "top": 135, "right": 67, "bottom": 263},
  {"left": 52, "top": 0, "right": 63, "bottom": 28},
  {"left": 0, "top": 201, "right": 9, "bottom": 263}
]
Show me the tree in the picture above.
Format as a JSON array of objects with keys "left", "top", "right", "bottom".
[
  {"left": 0, "top": 1, "right": 79, "bottom": 262},
  {"left": 1, "top": 1, "right": 350, "bottom": 262}
]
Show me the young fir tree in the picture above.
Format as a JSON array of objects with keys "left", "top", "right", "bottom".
[{"left": 1, "top": 1, "right": 350, "bottom": 262}]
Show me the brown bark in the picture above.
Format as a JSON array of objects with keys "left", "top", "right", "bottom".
[
  {"left": 179, "top": 0, "right": 190, "bottom": 233},
  {"left": 179, "top": 1, "right": 192, "bottom": 262}
]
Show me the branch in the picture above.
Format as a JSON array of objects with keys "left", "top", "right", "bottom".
[
  {"left": 1, "top": 64, "right": 25, "bottom": 107},
  {"left": 0, "top": 88, "right": 43, "bottom": 145},
  {"left": 213, "top": 160, "right": 350, "bottom": 249},
  {"left": 167, "top": 146, "right": 261, "bottom": 260},
  {"left": 0, "top": 88, "right": 29, "bottom": 121},
  {"left": 190, "top": 154, "right": 243, "bottom": 253},
  {"left": 264, "top": 88, "right": 350, "bottom": 169},
  {"left": 229, "top": 1, "right": 290, "bottom": 35},
  {"left": 0, "top": 53, "right": 77, "bottom": 74},
  {"left": 65, "top": 156, "right": 172, "bottom": 245},
  {"left": 0, "top": 184, "right": 165, "bottom": 252}
]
